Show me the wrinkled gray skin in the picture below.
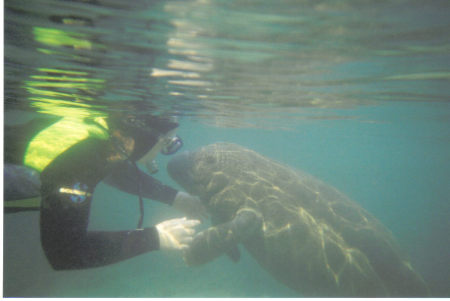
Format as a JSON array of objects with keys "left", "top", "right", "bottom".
[{"left": 168, "top": 143, "right": 429, "bottom": 297}]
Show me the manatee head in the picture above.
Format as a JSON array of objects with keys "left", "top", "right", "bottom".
[{"left": 167, "top": 143, "right": 239, "bottom": 201}]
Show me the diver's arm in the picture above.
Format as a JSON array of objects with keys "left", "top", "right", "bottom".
[
  {"left": 184, "top": 208, "right": 262, "bottom": 266},
  {"left": 105, "top": 162, "right": 207, "bottom": 221},
  {"left": 40, "top": 180, "right": 161, "bottom": 270},
  {"left": 39, "top": 139, "right": 162, "bottom": 270},
  {"left": 104, "top": 161, "right": 178, "bottom": 205}
]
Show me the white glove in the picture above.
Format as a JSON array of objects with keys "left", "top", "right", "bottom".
[
  {"left": 156, "top": 217, "right": 201, "bottom": 251},
  {"left": 173, "top": 191, "right": 208, "bottom": 221}
]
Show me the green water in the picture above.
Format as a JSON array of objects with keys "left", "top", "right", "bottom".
[{"left": 3, "top": 0, "right": 450, "bottom": 297}]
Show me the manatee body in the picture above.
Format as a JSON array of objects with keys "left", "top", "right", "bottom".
[{"left": 168, "top": 142, "right": 428, "bottom": 297}]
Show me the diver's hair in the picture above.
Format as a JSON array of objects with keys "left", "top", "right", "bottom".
[
  {"left": 108, "top": 113, "right": 179, "bottom": 161},
  {"left": 139, "top": 114, "right": 179, "bottom": 135}
]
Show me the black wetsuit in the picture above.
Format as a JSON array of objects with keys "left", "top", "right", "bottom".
[{"left": 5, "top": 119, "right": 178, "bottom": 270}]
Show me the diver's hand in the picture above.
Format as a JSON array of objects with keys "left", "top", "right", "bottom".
[
  {"left": 156, "top": 217, "right": 201, "bottom": 251},
  {"left": 173, "top": 191, "right": 208, "bottom": 221}
]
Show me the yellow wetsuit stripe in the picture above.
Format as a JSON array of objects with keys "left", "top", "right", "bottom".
[
  {"left": 4, "top": 197, "right": 41, "bottom": 209},
  {"left": 24, "top": 117, "right": 109, "bottom": 172}
]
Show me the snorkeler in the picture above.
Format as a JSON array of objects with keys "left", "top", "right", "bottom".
[{"left": 4, "top": 113, "right": 205, "bottom": 270}]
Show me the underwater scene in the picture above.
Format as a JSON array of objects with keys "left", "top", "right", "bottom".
[{"left": 3, "top": 0, "right": 450, "bottom": 298}]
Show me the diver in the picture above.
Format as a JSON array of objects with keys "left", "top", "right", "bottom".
[{"left": 4, "top": 113, "right": 205, "bottom": 270}]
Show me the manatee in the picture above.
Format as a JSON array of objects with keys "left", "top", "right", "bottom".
[{"left": 167, "top": 142, "right": 428, "bottom": 297}]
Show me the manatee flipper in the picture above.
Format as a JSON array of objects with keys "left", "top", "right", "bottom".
[
  {"left": 184, "top": 208, "right": 262, "bottom": 266},
  {"left": 226, "top": 246, "right": 241, "bottom": 262},
  {"left": 210, "top": 215, "right": 241, "bottom": 262}
]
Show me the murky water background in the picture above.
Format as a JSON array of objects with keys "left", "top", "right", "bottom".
[{"left": 4, "top": 0, "right": 450, "bottom": 297}]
